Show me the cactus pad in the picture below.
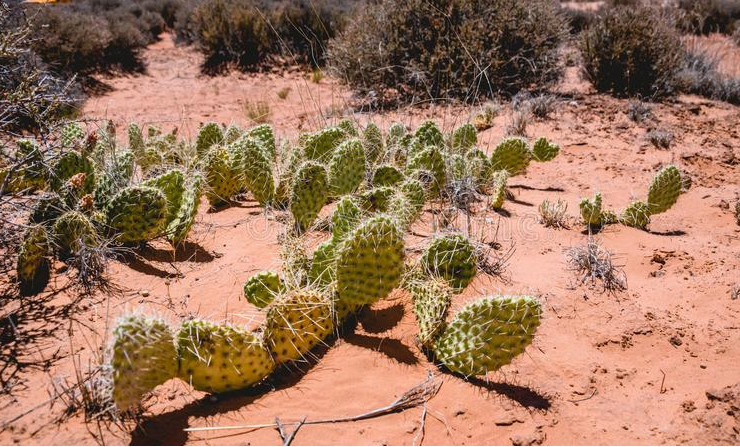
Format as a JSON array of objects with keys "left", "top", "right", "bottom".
[
  {"left": 290, "top": 161, "right": 329, "bottom": 232},
  {"left": 363, "top": 122, "right": 384, "bottom": 164},
  {"left": 178, "top": 320, "right": 274, "bottom": 393},
  {"left": 421, "top": 234, "right": 477, "bottom": 291},
  {"left": 16, "top": 226, "right": 50, "bottom": 287},
  {"left": 244, "top": 271, "right": 284, "bottom": 308},
  {"left": 531, "top": 137, "right": 560, "bottom": 162},
  {"left": 247, "top": 124, "right": 276, "bottom": 161},
  {"left": 328, "top": 139, "right": 365, "bottom": 197},
  {"left": 620, "top": 200, "right": 651, "bottom": 229},
  {"left": 490, "top": 138, "right": 531, "bottom": 176},
  {"left": 195, "top": 122, "right": 224, "bottom": 156},
  {"left": 647, "top": 165, "right": 682, "bottom": 215},
  {"left": 410, "top": 277, "right": 452, "bottom": 348},
  {"left": 105, "top": 186, "right": 167, "bottom": 244},
  {"left": 432, "top": 295, "right": 541, "bottom": 376},
  {"left": 308, "top": 240, "right": 337, "bottom": 287},
  {"left": 451, "top": 123, "right": 477, "bottom": 154}
]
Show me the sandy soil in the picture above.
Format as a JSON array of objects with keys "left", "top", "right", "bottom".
[{"left": 1, "top": 34, "right": 739, "bottom": 446}]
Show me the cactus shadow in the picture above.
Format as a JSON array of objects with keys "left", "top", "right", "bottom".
[
  {"left": 343, "top": 332, "right": 419, "bottom": 366},
  {"left": 648, "top": 229, "right": 686, "bottom": 236},
  {"left": 137, "top": 242, "right": 217, "bottom": 264},
  {"left": 120, "top": 252, "right": 183, "bottom": 279},
  {"left": 18, "top": 259, "right": 51, "bottom": 297},
  {"left": 464, "top": 376, "right": 552, "bottom": 411},
  {"left": 509, "top": 184, "right": 565, "bottom": 193},
  {"left": 357, "top": 303, "right": 404, "bottom": 334}
]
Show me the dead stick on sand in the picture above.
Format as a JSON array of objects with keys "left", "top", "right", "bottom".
[{"left": 184, "top": 372, "right": 442, "bottom": 434}]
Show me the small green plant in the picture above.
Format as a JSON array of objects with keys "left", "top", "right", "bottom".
[
  {"left": 539, "top": 199, "right": 569, "bottom": 229},
  {"left": 311, "top": 68, "right": 325, "bottom": 84}
]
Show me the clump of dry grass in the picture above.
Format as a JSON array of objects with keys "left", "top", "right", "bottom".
[
  {"left": 538, "top": 199, "right": 569, "bottom": 229},
  {"left": 506, "top": 110, "right": 529, "bottom": 137},
  {"left": 627, "top": 100, "right": 653, "bottom": 123},
  {"left": 566, "top": 237, "right": 627, "bottom": 293},
  {"left": 526, "top": 94, "right": 559, "bottom": 119},
  {"left": 244, "top": 100, "right": 271, "bottom": 124},
  {"left": 647, "top": 129, "right": 674, "bottom": 149},
  {"left": 276, "top": 87, "right": 291, "bottom": 100},
  {"left": 472, "top": 101, "right": 501, "bottom": 131}
]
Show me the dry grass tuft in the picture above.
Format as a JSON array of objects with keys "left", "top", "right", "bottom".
[
  {"left": 538, "top": 199, "right": 569, "bottom": 229},
  {"left": 244, "top": 100, "right": 271, "bottom": 124},
  {"left": 566, "top": 237, "right": 627, "bottom": 293}
]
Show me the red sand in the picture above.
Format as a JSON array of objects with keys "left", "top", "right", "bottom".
[{"left": 1, "top": 34, "right": 739, "bottom": 445}]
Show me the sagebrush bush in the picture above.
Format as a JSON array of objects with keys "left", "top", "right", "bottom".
[
  {"left": 26, "top": 0, "right": 194, "bottom": 75},
  {"left": 674, "top": 0, "right": 740, "bottom": 35},
  {"left": 187, "top": 0, "right": 352, "bottom": 72},
  {"left": 581, "top": 6, "right": 684, "bottom": 98},
  {"left": 678, "top": 44, "right": 740, "bottom": 105},
  {"left": 327, "top": 0, "right": 569, "bottom": 105}
]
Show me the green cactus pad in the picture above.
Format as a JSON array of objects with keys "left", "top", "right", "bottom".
[
  {"left": 61, "top": 122, "right": 85, "bottom": 149},
  {"left": 363, "top": 122, "right": 384, "bottom": 165},
  {"left": 29, "top": 192, "right": 66, "bottom": 226},
  {"left": 328, "top": 139, "right": 365, "bottom": 197},
  {"left": 178, "top": 320, "right": 275, "bottom": 393},
  {"left": 308, "top": 240, "right": 338, "bottom": 287},
  {"left": 105, "top": 186, "right": 167, "bottom": 244},
  {"left": 336, "top": 215, "right": 405, "bottom": 306},
  {"left": 303, "top": 127, "right": 345, "bottom": 161},
  {"left": 531, "top": 137, "right": 560, "bottom": 162},
  {"left": 49, "top": 151, "right": 95, "bottom": 193},
  {"left": 223, "top": 124, "right": 243, "bottom": 144},
  {"left": 490, "top": 171, "right": 509, "bottom": 209},
  {"left": 579, "top": 193, "right": 604, "bottom": 226},
  {"left": 337, "top": 118, "right": 358, "bottom": 137},
  {"left": 421, "top": 234, "right": 477, "bottom": 291},
  {"left": 244, "top": 271, "right": 284, "bottom": 308},
  {"left": 195, "top": 122, "right": 224, "bottom": 156},
  {"left": 620, "top": 200, "right": 651, "bottom": 229},
  {"left": 387, "top": 122, "right": 407, "bottom": 147},
  {"left": 358, "top": 186, "right": 395, "bottom": 213},
  {"left": 290, "top": 161, "right": 329, "bottom": 232},
  {"left": 111, "top": 315, "right": 178, "bottom": 411},
  {"left": 647, "top": 165, "right": 682, "bottom": 215},
  {"left": 415, "top": 120, "right": 444, "bottom": 148},
  {"left": 167, "top": 176, "right": 204, "bottom": 245},
  {"left": 467, "top": 149, "right": 494, "bottom": 189},
  {"left": 16, "top": 226, "right": 50, "bottom": 286},
  {"left": 263, "top": 289, "right": 334, "bottom": 363},
  {"left": 410, "top": 277, "right": 452, "bottom": 348},
  {"left": 233, "top": 137, "right": 275, "bottom": 206},
  {"left": 246, "top": 124, "right": 276, "bottom": 161},
  {"left": 406, "top": 146, "right": 446, "bottom": 197},
  {"left": 53, "top": 211, "right": 97, "bottom": 258},
  {"left": 490, "top": 137, "right": 531, "bottom": 176},
  {"left": 331, "top": 196, "right": 363, "bottom": 243},
  {"left": 128, "top": 123, "right": 145, "bottom": 159},
  {"left": 372, "top": 164, "right": 405, "bottom": 188},
  {"left": 432, "top": 295, "right": 541, "bottom": 377},
  {"left": 143, "top": 169, "right": 186, "bottom": 227},
  {"left": 451, "top": 123, "right": 477, "bottom": 155},
  {"left": 204, "top": 146, "right": 242, "bottom": 207}
]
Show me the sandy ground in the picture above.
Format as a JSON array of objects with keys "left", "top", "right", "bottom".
[{"left": 1, "top": 34, "right": 739, "bottom": 445}]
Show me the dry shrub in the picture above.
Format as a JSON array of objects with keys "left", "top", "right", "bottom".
[
  {"left": 674, "top": 0, "right": 740, "bottom": 35},
  {"left": 647, "top": 129, "right": 674, "bottom": 149},
  {"left": 327, "top": 0, "right": 569, "bottom": 106},
  {"left": 188, "top": 0, "right": 353, "bottom": 72},
  {"left": 678, "top": 43, "right": 740, "bottom": 105},
  {"left": 539, "top": 199, "right": 569, "bottom": 229},
  {"left": 581, "top": 6, "right": 684, "bottom": 98},
  {"left": 566, "top": 237, "right": 627, "bottom": 293}
]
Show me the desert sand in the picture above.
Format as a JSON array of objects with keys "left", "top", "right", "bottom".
[{"left": 1, "top": 34, "right": 739, "bottom": 446}]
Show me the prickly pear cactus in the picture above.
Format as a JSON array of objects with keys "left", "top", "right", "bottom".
[
  {"left": 579, "top": 193, "right": 604, "bottom": 226},
  {"left": 61, "top": 122, "right": 85, "bottom": 149},
  {"left": 387, "top": 122, "right": 407, "bottom": 148},
  {"left": 244, "top": 271, "right": 284, "bottom": 308},
  {"left": 143, "top": 169, "right": 185, "bottom": 227},
  {"left": 490, "top": 137, "right": 531, "bottom": 176},
  {"left": 389, "top": 178, "right": 426, "bottom": 229},
  {"left": 263, "top": 289, "right": 334, "bottom": 363},
  {"left": 328, "top": 139, "right": 365, "bottom": 197},
  {"left": 467, "top": 149, "right": 494, "bottom": 189},
  {"left": 531, "top": 137, "right": 560, "bottom": 162},
  {"left": 16, "top": 226, "right": 50, "bottom": 288},
  {"left": 337, "top": 118, "right": 358, "bottom": 137},
  {"left": 29, "top": 192, "right": 66, "bottom": 225},
  {"left": 415, "top": 120, "right": 444, "bottom": 148},
  {"left": 290, "top": 161, "right": 329, "bottom": 232},
  {"left": 178, "top": 320, "right": 275, "bottom": 393},
  {"left": 13, "top": 139, "right": 46, "bottom": 191},
  {"left": 448, "top": 154, "right": 467, "bottom": 182},
  {"left": 336, "top": 215, "right": 405, "bottom": 306},
  {"left": 247, "top": 124, "right": 276, "bottom": 161},
  {"left": 167, "top": 176, "right": 204, "bottom": 245},
  {"left": 53, "top": 211, "right": 97, "bottom": 258},
  {"left": 280, "top": 234, "right": 310, "bottom": 289},
  {"left": 490, "top": 171, "right": 508, "bottom": 209},
  {"left": 363, "top": 122, "right": 384, "bottom": 165},
  {"left": 128, "top": 123, "right": 145, "bottom": 159},
  {"left": 421, "top": 233, "right": 477, "bottom": 291},
  {"left": 105, "top": 186, "right": 167, "bottom": 244},
  {"left": 233, "top": 137, "right": 274, "bottom": 206},
  {"left": 303, "top": 127, "right": 345, "bottom": 161},
  {"left": 111, "top": 314, "right": 178, "bottom": 411},
  {"left": 223, "top": 124, "right": 243, "bottom": 144},
  {"left": 431, "top": 295, "right": 541, "bottom": 376},
  {"left": 410, "top": 277, "right": 452, "bottom": 348},
  {"left": 49, "top": 151, "right": 95, "bottom": 193},
  {"left": 204, "top": 146, "right": 241, "bottom": 207},
  {"left": 331, "top": 196, "right": 362, "bottom": 243},
  {"left": 358, "top": 186, "right": 395, "bottom": 213},
  {"left": 620, "top": 200, "right": 651, "bottom": 229},
  {"left": 451, "top": 123, "right": 477, "bottom": 155},
  {"left": 195, "top": 122, "right": 224, "bottom": 156},
  {"left": 308, "top": 240, "right": 337, "bottom": 287},
  {"left": 647, "top": 165, "right": 682, "bottom": 215},
  {"left": 372, "top": 164, "right": 405, "bottom": 188},
  {"left": 406, "top": 146, "right": 445, "bottom": 198}
]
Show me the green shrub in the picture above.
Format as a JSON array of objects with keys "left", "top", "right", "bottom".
[
  {"left": 327, "top": 0, "right": 568, "bottom": 105},
  {"left": 581, "top": 6, "right": 684, "bottom": 98}
]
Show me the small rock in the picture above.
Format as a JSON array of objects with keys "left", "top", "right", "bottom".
[
  {"left": 682, "top": 400, "right": 696, "bottom": 412},
  {"left": 700, "top": 363, "right": 707, "bottom": 369},
  {"left": 495, "top": 415, "right": 524, "bottom": 426},
  {"left": 140, "top": 290, "right": 150, "bottom": 297}
]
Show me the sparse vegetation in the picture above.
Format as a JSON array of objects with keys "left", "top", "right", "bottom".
[
  {"left": 327, "top": 0, "right": 569, "bottom": 105},
  {"left": 276, "top": 86, "right": 291, "bottom": 99},
  {"left": 244, "top": 100, "right": 271, "bottom": 123},
  {"left": 627, "top": 100, "right": 653, "bottom": 123},
  {"left": 539, "top": 199, "right": 570, "bottom": 229},
  {"left": 566, "top": 237, "right": 627, "bottom": 292},
  {"left": 647, "top": 129, "right": 674, "bottom": 149},
  {"left": 581, "top": 6, "right": 684, "bottom": 98}
]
